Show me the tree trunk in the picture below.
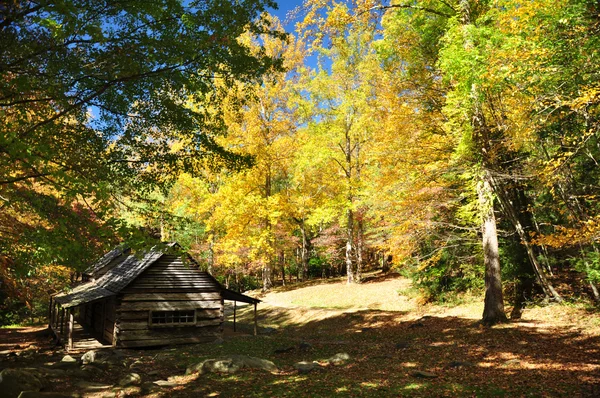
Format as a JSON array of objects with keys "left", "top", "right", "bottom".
[
  {"left": 300, "top": 220, "right": 309, "bottom": 281},
  {"left": 478, "top": 173, "right": 508, "bottom": 325},
  {"left": 356, "top": 214, "right": 364, "bottom": 283},
  {"left": 280, "top": 250, "right": 286, "bottom": 287},
  {"left": 262, "top": 264, "right": 272, "bottom": 292},
  {"left": 346, "top": 208, "right": 355, "bottom": 284},
  {"left": 208, "top": 234, "right": 215, "bottom": 275}
]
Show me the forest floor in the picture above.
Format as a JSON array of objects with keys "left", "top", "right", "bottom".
[{"left": 1, "top": 272, "right": 600, "bottom": 397}]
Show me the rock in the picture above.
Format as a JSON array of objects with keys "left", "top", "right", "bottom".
[
  {"left": 153, "top": 380, "right": 182, "bottom": 387},
  {"left": 411, "top": 370, "right": 437, "bottom": 379},
  {"left": 0, "top": 368, "right": 47, "bottom": 398},
  {"left": 146, "top": 370, "right": 160, "bottom": 376},
  {"left": 273, "top": 346, "right": 295, "bottom": 354},
  {"left": 395, "top": 341, "right": 410, "bottom": 349},
  {"left": 129, "top": 360, "right": 144, "bottom": 371},
  {"left": 61, "top": 355, "right": 77, "bottom": 363},
  {"left": 502, "top": 359, "right": 521, "bottom": 367},
  {"left": 408, "top": 322, "right": 425, "bottom": 329},
  {"left": 186, "top": 355, "right": 278, "bottom": 375},
  {"left": 327, "top": 353, "right": 350, "bottom": 366},
  {"left": 294, "top": 361, "right": 320, "bottom": 374},
  {"left": 81, "top": 350, "right": 121, "bottom": 366},
  {"left": 118, "top": 373, "right": 141, "bottom": 387},
  {"left": 448, "top": 361, "right": 475, "bottom": 368},
  {"left": 298, "top": 342, "right": 313, "bottom": 352},
  {"left": 74, "top": 381, "right": 112, "bottom": 391},
  {"left": 18, "top": 393, "right": 73, "bottom": 398}
]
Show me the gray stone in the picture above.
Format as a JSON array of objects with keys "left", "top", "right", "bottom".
[
  {"left": 448, "top": 361, "right": 475, "bottom": 368},
  {"left": 186, "top": 355, "right": 278, "bottom": 375},
  {"left": 274, "top": 346, "right": 295, "bottom": 354},
  {"left": 327, "top": 353, "right": 350, "bottom": 366},
  {"left": 18, "top": 393, "right": 73, "bottom": 398},
  {"left": 146, "top": 370, "right": 160, "bottom": 376},
  {"left": 153, "top": 380, "right": 182, "bottom": 387},
  {"left": 0, "top": 368, "right": 47, "bottom": 398},
  {"left": 61, "top": 355, "right": 77, "bottom": 363},
  {"left": 411, "top": 370, "right": 437, "bottom": 379},
  {"left": 118, "top": 373, "right": 141, "bottom": 387},
  {"left": 74, "top": 381, "right": 112, "bottom": 391},
  {"left": 81, "top": 350, "right": 121, "bottom": 366},
  {"left": 408, "top": 322, "right": 425, "bottom": 329},
  {"left": 298, "top": 342, "right": 313, "bottom": 352},
  {"left": 502, "top": 359, "right": 521, "bottom": 367},
  {"left": 294, "top": 361, "right": 320, "bottom": 374}
]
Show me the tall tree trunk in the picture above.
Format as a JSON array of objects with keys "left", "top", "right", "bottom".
[
  {"left": 356, "top": 215, "right": 364, "bottom": 283},
  {"left": 346, "top": 208, "right": 355, "bottom": 284},
  {"left": 478, "top": 172, "right": 508, "bottom": 325},
  {"left": 279, "top": 250, "right": 286, "bottom": 287},
  {"left": 300, "top": 219, "right": 309, "bottom": 281},
  {"left": 262, "top": 168, "right": 273, "bottom": 292},
  {"left": 207, "top": 234, "right": 215, "bottom": 275}
]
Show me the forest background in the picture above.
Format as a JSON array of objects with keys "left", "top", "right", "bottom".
[{"left": 2, "top": 0, "right": 600, "bottom": 326}]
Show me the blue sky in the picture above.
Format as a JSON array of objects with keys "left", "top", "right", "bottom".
[{"left": 268, "top": 0, "right": 306, "bottom": 31}]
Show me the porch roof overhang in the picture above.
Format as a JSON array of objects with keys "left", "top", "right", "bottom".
[{"left": 221, "top": 288, "right": 261, "bottom": 304}]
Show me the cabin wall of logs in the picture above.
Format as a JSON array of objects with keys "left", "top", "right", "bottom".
[{"left": 113, "top": 254, "right": 224, "bottom": 348}]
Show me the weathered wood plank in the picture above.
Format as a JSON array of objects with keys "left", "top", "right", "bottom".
[
  {"left": 117, "top": 301, "right": 221, "bottom": 311},
  {"left": 119, "top": 326, "right": 220, "bottom": 341},
  {"left": 120, "top": 293, "right": 221, "bottom": 301},
  {"left": 117, "top": 311, "right": 149, "bottom": 320},
  {"left": 118, "top": 335, "right": 219, "bottom": 348}
]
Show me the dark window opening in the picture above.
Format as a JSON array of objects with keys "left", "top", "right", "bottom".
[{"left": 151, "top": 310, "right": 195, "bottom": 325}]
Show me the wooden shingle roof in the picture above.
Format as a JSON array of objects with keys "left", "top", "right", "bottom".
[{"left": 54, "top": 249, "right": 163, "bottom": 308}]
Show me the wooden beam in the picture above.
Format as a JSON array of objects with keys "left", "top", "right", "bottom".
[
  {"left": 67, "top": 310, "right": 74, "bottom": 351},
  {"left": 220, "top": 297, "right": 224, "bottom": 334},
  {"left": 253, "top": 303, "right": 257, "bottom": 336},
  {"left": 233, "top": 301, "right": 237, "bottom": 332}
]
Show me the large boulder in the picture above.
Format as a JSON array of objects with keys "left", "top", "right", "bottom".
[
  {"left": 0, "top": 368, "right": 47, "bottom": 398},
  {"left": 186, "top": 355, "right": 278, "bottom": 375}
]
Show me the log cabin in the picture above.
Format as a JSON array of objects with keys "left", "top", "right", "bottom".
[{"left": 49, "top": 243, "right": 260, "bottom": 349}]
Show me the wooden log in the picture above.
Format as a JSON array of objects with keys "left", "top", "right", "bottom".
[
  {"left": 117, "top": 310, "right": 150, "bottom": 321},
  {"left": 117, "top": 301, "right": 221, "bottom": 311},
  {"left": 118, "top": 335, "right": 219, "bottom": 348},
  {"left": 119, "top": 318, "right": 220, "bottom": 331},
  {"left": 120, "top": 293, "right": 221, "bottom": 301},
  {"left": 118, "top": 326, "right": 220, "bottom": 341},
  {"left": 220, "top": 297, "right": 224, "bottom": 334},
  {"left": 67, "top": 311, "right": 74, "bottom": 351}
]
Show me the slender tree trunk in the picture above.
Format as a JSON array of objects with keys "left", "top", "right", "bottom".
[
  {"left": 300, "top": 220, "right": 309, "bottom": 281},
  {"left": 356, "top": 215, "right": 364, "bottom": 283},
  {"left": 208, "top": 234, "right": 215, "bottom": 275},
  {"left": 346, "top": 208, "right": 355, "bottom": 284},
  {"left": 491, "top": 176, "right": 563, "bottom": 302},
  {"left": 478, "top": 173, "right": 508, "bottom": 325},
  {"left": 280, "top": 250, "right": 286, "bottom": 287}
]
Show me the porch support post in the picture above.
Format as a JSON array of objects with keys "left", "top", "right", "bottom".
[
  {"left": 220, "top": 297, "right": 224, "bottom": 334},
  {"left": 233, "top": 301, "right": 237, "bottom": 332},
  {"left": 67, "top": 310, "right": 74, "bottom": 351},
  {"left": 59, "top": 308, "right": 65, "bottom": 336},
  {"left": 253, "top": 302, "right": 257, "bottom": 336}
]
